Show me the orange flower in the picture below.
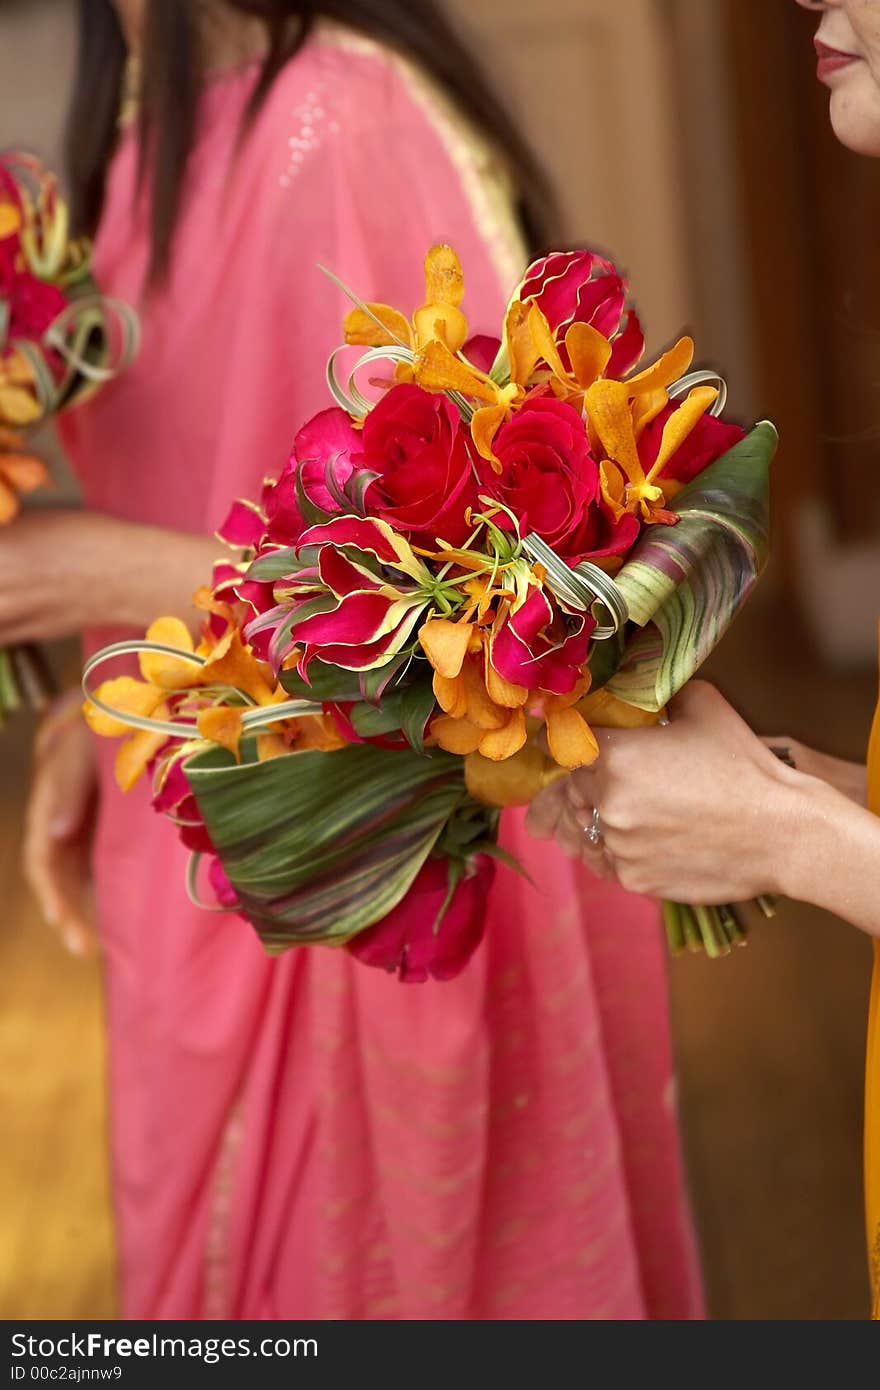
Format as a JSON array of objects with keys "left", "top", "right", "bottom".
[
  {"left": 344, "top": 243, "right": 469, "bottom": 357},
  {"left": 85, "top": 611, "right": 295, "bottom": 789},
  {"left": 419, "top": 615, "right": 528, "bottom": 762},
  {"left": 0, "top": 349, "right": 41, "bottom": 428},
  {"left": 0, "top": 426, "right": 49, "bottom": 524},
  {"left": 584, "top": 339, "right": 720, "bottom": 524}
]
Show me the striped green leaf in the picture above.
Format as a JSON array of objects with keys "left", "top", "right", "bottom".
[
  {"left": 607, "top": 421, "right": 776, "bottom": 710},
  {"left": 183, "top": 740, "right": 470, "bottom": 951}
]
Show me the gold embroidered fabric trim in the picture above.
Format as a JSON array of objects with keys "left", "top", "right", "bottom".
[{"left": 319, "top": 25, "right": 528, "bottom": 296}]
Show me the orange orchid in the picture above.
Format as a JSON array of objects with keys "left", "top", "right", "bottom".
[
  {"left": 463, "top": 298, "right": 639, "bottom": 471},
  {"left": 0, "top": 350, "right": 41, "bottom": 428},
  {"left": 584, "top": 338, "right": 721, "bottom": 524},
  {"left": 344, "top": 243, "right": 470, "bottom": 359},
  {"left": 418, "top": 604, "right": 599, "bottom": 777},
  {"left": 0, "top": 425, "right": 49, "bottom": 524},
  {"left": 85, "top": 604, "right": 296, "bottom": 790},
  {"left": 342, "top": 243, "right": 527, "bottom": 467},
  {"left": 420, "top": 614, "right": 528, "bottom": 762},
  {"left": 0, "top": 196, "right": 21, "bottom": 241}
]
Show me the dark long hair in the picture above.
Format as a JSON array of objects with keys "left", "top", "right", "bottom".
[{"left": 67, "top": 1, "right": 555, "bottom": 283}]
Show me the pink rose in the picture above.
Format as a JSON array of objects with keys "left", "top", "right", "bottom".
[
  {"left": 360, "top": 383, "right": 478, "bottom": 547},
  {"left": 347, "top": 853, "right": 495, "bottom": 982}
]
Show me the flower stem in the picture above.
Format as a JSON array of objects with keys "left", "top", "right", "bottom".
[{"left": 662, "top": 899, "right": 686, "bottom": 956}]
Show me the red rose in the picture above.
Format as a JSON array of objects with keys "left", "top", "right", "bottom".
[
  {"left": 479, "top": 396, "right": 638, "bottom": 563},
  {"left": 639, "top": 403, "right": 746, "bottom": 487},
  {"left": 360, "top": 383, "right": 478, "bottom": 547},
  {"left": 347, "top": 853, "right": 495, "bottom": 982},
  {"left": 520, "top": 249, "right": 644, "bottom": 377},
  {"left": 6, "top": 269, "right": 66, "bottom": 345}
]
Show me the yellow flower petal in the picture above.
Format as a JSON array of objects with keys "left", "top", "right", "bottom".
[
  {"left": 432, "top": 713, "right": 483, "bottom": 755},
  {"left": 84, "top": 676, "right": 167, "bottom": 738},
  {"left": 484, "top": 650, "right": 529, "bottom": 709},
  {"left": 0, "top": 476, "right": 20, "bottom": 524},
  {"left": 114, "top": 724, "right": 170, "bottom": 793},
  {"left": 565, "top": 322, "right": 613, "bottom": 390},
  {"left": 470, "top": 401, "right": 508, "bottom": 471},
  {"left": 0, "top": 381, "right": 41, "bottom": 426},
  {"left": 577, "top": 687, "right": 661, "bottom": 728},
  {"left": 477, "top": 707, "right": 527, "bottom": 760},
  {"left": 197, "top": 704, "right": 243, "bottom": 760},
  {"left": 0, "top": 452, "right": 50, "bottom": 494},
  {"left": 0, "top": 202, "right": 21, "bottom": 238},
  {"left": 585, "top": 380, "right": 644, "bottom": 485},
  {"left": 139, "top": 617, "right": 198, "bottom": 688},
  {"left": 645, "top": 385, "right": 718, "bottom": 483},
  {"left": 344, "top": 303, "right": 414, "bottom": 349},
  {"left": 201, "top": 631, "right": 277, "bottom": 704},
  {"left": 545, "top": 705, "right": 599, "bottom": 769},
  {"left": 293, "top": 713, "right": 347, "bottom": 752},
  {"left": 414, "top": 339, "right": 498, "bottom": 403},
  {"left": 599, "top": 459, "right": 627, "bottom": 521},
  {"left": 526, "top": 301, "right": 572, "bottom": 387},
  {"left": 505, "top": 300, "right": 542, "bottom": 387},
  {"left": 413, "top": 303, "right": 468, "bottom": 354},
  {"left": 418, "top": 617, "right": 473, "bottom": 679},
  {"left": 626, "top": 335, "right": 694, "bottom": 396},
  {"left": 464, "top": 742, "right": 564, "bottom": 807},
  {"left": 461, "top": 658, "right": 507, "bottom": 731},
  {"left": 257, "top": 731, "right": 291, "bottom": 761},
  {"left": 433, "top": 670, "right": 468, "bottom": 719},
  {"left": 423, "top": 243, "right": 464, "bottom": 307},
  {"left": 632, "top": 387, "right": 669, "bottom": 439}
]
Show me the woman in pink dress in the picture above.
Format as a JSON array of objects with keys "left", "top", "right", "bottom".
[{"left": 8, "top": 0, "right": 702, "bottom": 1319}]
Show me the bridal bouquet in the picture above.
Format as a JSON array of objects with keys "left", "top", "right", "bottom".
[
  {"left": 84, "top": 244, "right": 776, "bottom": 979},
  {"left": 0, "top": 152, "right": 138, "bottom": 717}
]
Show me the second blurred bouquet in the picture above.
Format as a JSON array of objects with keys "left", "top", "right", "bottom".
[
  {"left": 0, "top": 151, "right": 139, "bottom": 718},
  {"left": 84, "top": 243, "right": 775, "bottom": 980}
]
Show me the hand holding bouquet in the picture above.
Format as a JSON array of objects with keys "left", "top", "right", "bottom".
[
  {"left": 84, "top": 244, "right": 775, "bottom": 979},
  {"left": 0, "top": 152, "right": 138, "bottom": 717}
]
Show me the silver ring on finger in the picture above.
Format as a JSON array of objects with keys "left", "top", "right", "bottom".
[{"left": 584, "top": 807, "right": 604, "bottom": 848}]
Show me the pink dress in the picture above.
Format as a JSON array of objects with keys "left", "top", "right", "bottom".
[{"left": 63, "top": 30, "right": 703, "bottom": 1320}]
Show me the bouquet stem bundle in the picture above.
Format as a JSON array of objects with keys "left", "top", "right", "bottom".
[{"left": 0, "top": 643, "right": 54, "bottom": 716}]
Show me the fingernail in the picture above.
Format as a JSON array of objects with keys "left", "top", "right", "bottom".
[{"left": 63, "top": 929, "right": 86, "bottom": 957}]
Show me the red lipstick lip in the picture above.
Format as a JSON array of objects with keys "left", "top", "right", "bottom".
[{"left": 814, "top": 38, "right": 860, "bottom": 80}]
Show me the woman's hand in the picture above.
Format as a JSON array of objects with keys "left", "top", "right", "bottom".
[
  {"left": 23, "top": 696, "right": 98, "bottom": 956},
  {"left": 526, "top": 682, "right": 811, "bottom": 904},
  {"left": 528, "top": 681, "right": 880, "bottom": 936},
  {"left": 0, "top": 508, "right": 223, "bottom": 643},
  {"left": 758, "top": 736, "right": 867, "bottom": 806}
]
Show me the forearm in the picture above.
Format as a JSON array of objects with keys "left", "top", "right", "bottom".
[
  {"left": 0, "top": 510, "right": 224, "bottom": 642},
  {"left": 780, "top": 775, "right": 880, "bottom": 936},
  {"left": 789, "top": 743, "right": 867, "bottom": 807},
  {"left": 94, "top": 518, "right": 223, "bottom": 632}
]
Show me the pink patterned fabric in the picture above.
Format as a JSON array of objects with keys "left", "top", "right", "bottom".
[{"left": 62, "top": 33, "right": 703, "bottom": 1320}]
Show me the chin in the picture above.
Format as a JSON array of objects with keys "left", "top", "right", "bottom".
[{"left": 829, "top": 89, "right": 880, "bottom": 158}]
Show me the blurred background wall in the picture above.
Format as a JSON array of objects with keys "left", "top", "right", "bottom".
[{"left": 1, "top": 0, "right": 877, "bottom": 1320}]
